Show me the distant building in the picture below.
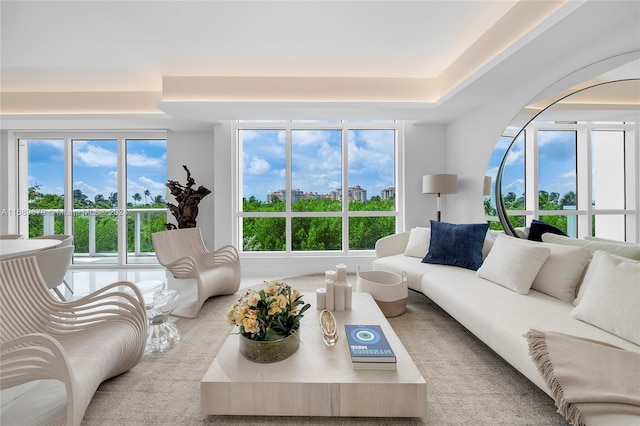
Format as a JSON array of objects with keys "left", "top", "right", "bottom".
[
  {"left": 380, "top": 187, "right": 395, "bottom": 200},
  {"left": 270, "top": 185, "right": 370, "bottom": 203},
  {"left": 267, "top": 188, "right": 304, "bottom": 203},
  {"left": 267, "top": 189, "right": 321, "bottom": 203},
  {"left": 330, "top": 186, "right": 367, "bottom": 202}
]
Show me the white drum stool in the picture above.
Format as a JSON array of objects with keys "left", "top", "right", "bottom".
[{"left": 356, "top": 267, "right": 408, "bottom": 317}]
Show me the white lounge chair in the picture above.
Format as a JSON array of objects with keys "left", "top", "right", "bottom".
[
  {"left": 32, "top": 245, "right": 73, "bottom": 300},
  {"left": 32, "top": 234, "right": 75, "bottom": 295},
  {"left": 0, "top": 234, "right": 25, "bottom": 240},
  {"left": 0, "top": 256, "right": 147, "bottom": 426},
  {"left": 32, "top": 234, "right": 74, "bottom": 247},
  {"left": 152, "top": 227, "right": 240, "bottom": 318}
]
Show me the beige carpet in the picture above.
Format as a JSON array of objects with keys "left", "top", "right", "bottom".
[{"left": 81, "top": 274, "right": 568, "bottom": 425}]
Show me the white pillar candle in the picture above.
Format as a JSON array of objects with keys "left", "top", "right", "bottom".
[
  {"left": 336, "top": 263, "right": 347, "bottom": 283},
  {"left": 334, "top": 281, "right": 345, "bottom": 311},
  {"left": 325, "top": 277, "right": 335, "bottom": 311},
  {"left": 325, "top": 269, "right": 337, "bottom": 282},
  {"left": 315, "top": 287, "right": 326, "bottom": 310},
  {"left": 345, "top": 283, "right": 353, "bottom": 310}
]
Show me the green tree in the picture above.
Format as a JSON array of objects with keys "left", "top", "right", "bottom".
[
  {"left": 73, "top": 189, "right": 92, "bottom": 208},
  {"left": 28, "top": 184, "right": 64, "bottom": 237},
  {"left": 108, "top": 192, "right": 118, "bottom": 207},
  {"left": 560, "top": 191, "right": 576, "bottom": 207},
  {"left": 152, "top": 194, "right": 165, "bottom": 206}
]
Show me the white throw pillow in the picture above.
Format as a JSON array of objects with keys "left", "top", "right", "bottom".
[
  {"left": 481, "top": 230, "right": 495, "bottom": 259},
  {"left": 585, "top": 236, "right": 640, "bottom": 246},
  {"left": 542, "top": 233, "right": 640, "bottom": 260},
  {"left": 571, "top": 251, "right": 640, "bottom": 345},
  {"left": 476, "top": 234, "right": 551, "bottom": 295},
  {"left": 403, "top": 227, "right": 431, "bottom": 258},
  {"left": 514, "top": 239, "right": 591, "bottom": 303}
]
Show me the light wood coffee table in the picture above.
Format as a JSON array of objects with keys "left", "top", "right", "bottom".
[{"left": 201, "top": 291, "right": 427, "bottom": 417}]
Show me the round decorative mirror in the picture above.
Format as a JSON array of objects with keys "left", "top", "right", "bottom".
[{"left": 489, "top": 51, "right": 640, "bottom": 241}]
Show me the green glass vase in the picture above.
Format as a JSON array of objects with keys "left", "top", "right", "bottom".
[{"left": 239, "top": 331, "right": 300, "bottom": 363}]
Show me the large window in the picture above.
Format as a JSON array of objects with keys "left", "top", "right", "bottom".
[
  {"left": 487, "top": 121, "right": 637, "bottom": 241},
  {"left": 19, "top": 132, "right": 167, "bottom": 265},
  {"left": 237, "top": 120, "right": 399, "bottom": 253}
]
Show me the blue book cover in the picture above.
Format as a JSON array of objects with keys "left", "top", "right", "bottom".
[{"left": 345, "top": 324, "right": 396, "bottom": 363}]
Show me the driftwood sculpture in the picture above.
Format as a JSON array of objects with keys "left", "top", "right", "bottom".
[{"left": 165, "top": 165, "right": 211, "bottom": 229}]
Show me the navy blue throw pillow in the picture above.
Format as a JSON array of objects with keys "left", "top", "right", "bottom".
[
  {"left": 527, "top": 219, "right": 567, "bottom": 242},
  {"left": 422, "top": 220, "right": 489, "bottom": 270}
]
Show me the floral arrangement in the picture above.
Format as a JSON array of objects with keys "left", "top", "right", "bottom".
[{"left": 227, "top": 281, "right": 311, "bottom": 341}]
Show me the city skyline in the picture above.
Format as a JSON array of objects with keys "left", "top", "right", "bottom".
[{"left": 263, "top": 185, "right": 395, "bottom": 203}]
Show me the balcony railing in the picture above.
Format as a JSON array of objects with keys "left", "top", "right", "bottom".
[{"left": 30, "top": 208, "right": 168, "bottom": 264}]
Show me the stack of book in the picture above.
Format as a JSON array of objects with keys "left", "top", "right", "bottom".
[{"left": 345, "top": 324, "right": 397, "bottom": 370}]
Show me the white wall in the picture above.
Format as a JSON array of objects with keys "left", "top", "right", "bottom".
[
  {"left": 403, "top": 122, "right": 447, "bottom": 227},
  {"left": 446, "top": 2, "right": 640, "bottom": 225},
  {"left": 166, "top": 130, "right": 216, "bottom": 249}
]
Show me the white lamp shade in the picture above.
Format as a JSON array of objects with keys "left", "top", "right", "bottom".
[
  {"left": 422, "top": 174, "right": 457, "bottom": 194},
  {"left": 483, "top": 176, "right": 492, "bottom": 196}
]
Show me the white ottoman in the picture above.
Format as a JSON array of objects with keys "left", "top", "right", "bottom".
[{"left": 356, "top": 267, "right": 408, "bottom": 317}]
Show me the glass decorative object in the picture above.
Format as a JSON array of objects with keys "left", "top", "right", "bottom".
[
  {"left": 145, "top": 288, "right": 181, "bottom": 354},
  {"left": 320, "top": 309, "right": 338, "bottom": 346},
  {"left": 239, "top": 331, "right": 300, "bottom": 363}
]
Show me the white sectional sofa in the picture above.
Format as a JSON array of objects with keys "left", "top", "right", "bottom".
[{"left": 372, "top": 227, "right": 640, "bottom": 425}]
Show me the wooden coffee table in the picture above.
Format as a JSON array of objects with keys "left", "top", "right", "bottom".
[{"left": 201, "top": 291, "right": 427, "bottom": 417}]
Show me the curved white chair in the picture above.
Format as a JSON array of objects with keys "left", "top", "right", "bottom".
[
  {"left": 32, "top": 245, "right": 74, "bottom": 301},
  {"left": 0, "top": 234, "right": 25, "bottom": 240},
  {"left": 32, "top": 235, "right": 75, "bottom": 295},
  {"left": 0, "top": 256, "right": 146, "bottom": 426},
  {"left": 152, "top": 227, "right": 240, "bottom": 318},
  {"left": 32, "top": 234, "right": 74, "bottom": 247}
]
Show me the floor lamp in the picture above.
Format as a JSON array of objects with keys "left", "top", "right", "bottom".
[
  {"left": 483, "top": 176, "right": 492, "bottom": 197},
  {"left": 422, "top": 174, "right": 458, "bottom": 222}
]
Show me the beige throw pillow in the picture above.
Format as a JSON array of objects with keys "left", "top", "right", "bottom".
[
  {"left": 403, "top": 227, "right": 431, "bottom": 258},
  {"left": 514, "top": 239, "right": 592, "bottom": 303},
  {"left": 571, "top": 251, "right": 640, "bottom": 345},
  {"left": 541, "top": 233, "right": 640, "bottom": 260},
  {"left": 476, "top": 235, "right": 550, "bottom": 295}
]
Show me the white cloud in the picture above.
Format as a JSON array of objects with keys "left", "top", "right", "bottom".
[
  {"left": 74, "top": 144, "right": 117, "bottom": 168},
  {"left": 138, "top": 176, "right": 166, "bottom": 191},
  {"left": 127, "top": 152, "right": 164, "bottom": 168},
  {"left": 503, "top": 178, "right": 524, "bottom": 194},
  {"left": 247, "top": 156, "right": 271, "bottom": 174},
  {"left": 31, "top": 139, "right": 64, "bottom": 151},
  {"left": 494, "top": 136, "right": 516, "bottom": 150},
  {"left": 293, "top": 130, "right": 330, "bottom": 146},
  {"left": 505, "top": 147, "right": 524, "bottom": 166}
]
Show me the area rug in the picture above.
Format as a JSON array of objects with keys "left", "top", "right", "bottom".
[{"left": 81, "top": 274, "right": 567, "bottom": 425}]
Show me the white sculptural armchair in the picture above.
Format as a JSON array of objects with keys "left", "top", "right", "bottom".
[
  {"left": 152, "top": 227, "right": 241, "bottom": 318},
  {"left": 32, "top": 245, "right": 74, "bottom": 300},
  {"left": 0, "top": 256, "right": 147, "bottom": 426},
  {"left": 32, "top": 234, "right": 75, "bottom": 295}
]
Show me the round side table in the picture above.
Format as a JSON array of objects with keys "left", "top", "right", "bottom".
[{"left": 136, "top": 280, "right": 182, "bottom": 354}]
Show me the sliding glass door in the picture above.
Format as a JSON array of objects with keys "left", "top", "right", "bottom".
[{"left": 20, "top": 132, "right": 167, "bottom": 266}]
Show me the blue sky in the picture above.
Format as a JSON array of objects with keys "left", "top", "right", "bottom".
[
  {"left": 28, "top": 139, "right": 167, "bottom": 204},
  {"left": 241, "top": 129, "right": 395, "bottom": 202}
]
